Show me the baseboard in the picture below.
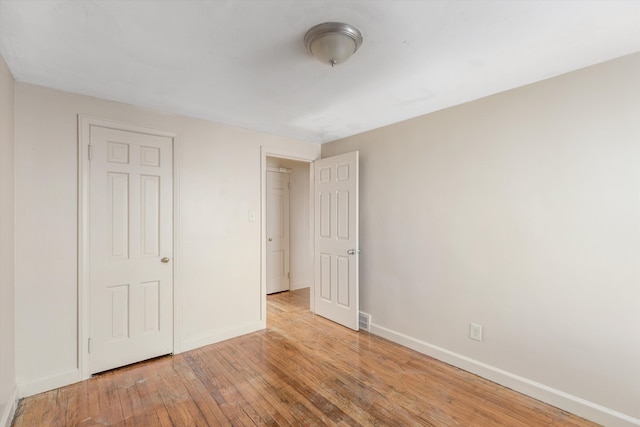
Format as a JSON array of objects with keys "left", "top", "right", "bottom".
[
  {"left": 180, "top": 321, "right": 265, "bottom": 353},
  {"left": 0, "top": 386, "right": 18, "bottom": 427},
  {"left": 370, "top": 323, "right": 640, "bottom": 427},
  {"left": 289, "top": 283, "right": 310, "bottom": 291},
  {"left": 17, "top": 369, "right": 82, "bottom": 399}
]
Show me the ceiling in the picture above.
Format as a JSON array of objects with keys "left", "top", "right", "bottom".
[{"left": 1, "top": 1, "right": 639, "bottom": 144}]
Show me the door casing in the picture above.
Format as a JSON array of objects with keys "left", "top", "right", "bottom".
[{"left": 78, "top": 115, "right": 181, "bottom": 380}]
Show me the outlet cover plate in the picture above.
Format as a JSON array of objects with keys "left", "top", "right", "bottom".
[{"left": 470, "top": 323, "right": 483, "bottom": 342}]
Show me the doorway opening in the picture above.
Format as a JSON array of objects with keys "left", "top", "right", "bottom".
[
  {"left": 265, "top": 156, "right": 312, "bottom": 315},
  {"left": 261, "top": 148, "right": 360, "bottom": 331}
]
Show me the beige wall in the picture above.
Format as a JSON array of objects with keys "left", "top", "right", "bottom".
[
  {"left": 323, "top": 53, "right": 640, "bottom": 426},
  {"left": 286, "top": 159, "right": 312, "bottom": 290},
  {"left": 14, "top": 83, "right": 320, "bottom": 395},
  {"left": 0, "top": 54, "right": 16, "bottom": 427}
]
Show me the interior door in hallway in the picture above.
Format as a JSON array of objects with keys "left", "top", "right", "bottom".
[
  {"left": 89, "top": 125, "right": 174, "bottom": 374},
  {"left": 314, "top": 151, "right": 359, "bottom": 330},
  {"left": 266, "top": 171, "right": 290, "bottom": 294}
]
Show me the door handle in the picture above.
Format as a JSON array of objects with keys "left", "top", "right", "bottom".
[
  {"left": 347, "top": 249, "right": 360, "bottom": 255},
  {"left": 161, "top": 257, "right": 170, "bottom": 263},
  {"left": 268, "top": 238, "right": 273, "bottom": 241}
]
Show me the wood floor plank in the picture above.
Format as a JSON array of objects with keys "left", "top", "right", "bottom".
[
  {"left": 212, "top": 345, "right": 295, "bottom": 426},
  {"left": 172, "top": 353, "right": 233, "bottom": 426},
  {"left": 12, "top": 287, "right": 600, "bottom": 427},
  {"left": 217, "top": 338, "right": 334, "bottom": 426},
  {"left": 232, "top": 336, "right": 363, "bottom": 426},
  {"left": 245, "top": 333, "right": 413, "bottom": 426},
  {"left": 184, "top": 347, "right": 260, "bottom": 427}
]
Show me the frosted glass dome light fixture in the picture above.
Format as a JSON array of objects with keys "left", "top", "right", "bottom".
[{"left": 304, "top": 22, "right": 363, "bottom": 67}]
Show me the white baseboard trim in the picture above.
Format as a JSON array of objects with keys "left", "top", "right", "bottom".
[
  {"left": 289, "top": 283, "right": 310, "bottom": 291},
  {"left": 17, "top": 369, "right": 82, "bottom": 399},
  {"left": 370, "top": 323, "right": 640, "bottom": 427},
  {"left": 0, "top": 385, "right": 18, "bottom": 427},
  {"left": 180, "top": 321, "right": 266, "bottom": 353}
]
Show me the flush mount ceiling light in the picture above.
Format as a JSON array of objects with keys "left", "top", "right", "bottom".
[{"left": 304, "top": 22, "right": 363, "bottom": 67}]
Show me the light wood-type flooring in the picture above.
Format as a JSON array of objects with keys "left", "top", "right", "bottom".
[{"left": 12, "top": 288, "right": 599, "bottom": 426}]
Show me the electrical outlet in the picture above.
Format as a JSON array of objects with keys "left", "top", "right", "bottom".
[{"left": 469, "top": 323, "right": 483, "bottom": 342}]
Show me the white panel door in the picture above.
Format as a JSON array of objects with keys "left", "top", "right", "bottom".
[
  {"left": 89, "top": 126, "right": 173, "bottom": 374},
  {"left": 266, "top": 171, "right": 290, "bottom": 294},
  {"left": 314, "top": 151, "right": 359, "bottom": 330}
]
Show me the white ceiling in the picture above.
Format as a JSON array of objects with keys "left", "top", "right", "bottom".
[{"left": 1, "top": 1, "right": 639, "bottom": 143}]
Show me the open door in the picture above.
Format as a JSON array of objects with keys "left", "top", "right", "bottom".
[
  {"left": 314, "top": 151, "right": 359, "bottom": 330},
  {"left": 266, "top": 170, "right": 291, "bottom": 294}
]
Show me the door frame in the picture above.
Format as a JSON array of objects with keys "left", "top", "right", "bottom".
[
  {"left": 260, "top": 147, "right": 317, "bottom": 323},
  {"left": 78, "top": 115, "right": 181, "bottom": 379}
]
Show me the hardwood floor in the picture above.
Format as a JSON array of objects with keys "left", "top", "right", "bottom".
[{"left": 12, "top": 288, "right": 599, "bottom": 426}]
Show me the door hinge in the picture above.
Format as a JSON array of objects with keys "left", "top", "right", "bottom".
[
  {"left": 287, "top": 272, "right": 290, "bottom": 279},
  {"left": 88, "top": 145, "right": 92, "bottom": 161},
  {"left": 88, "top": 338, "right": 92, "bottom": 354}
]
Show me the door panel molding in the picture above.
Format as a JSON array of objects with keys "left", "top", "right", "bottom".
[{"left": 78, "top": 115, "right": 180, "bottom": 379}]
